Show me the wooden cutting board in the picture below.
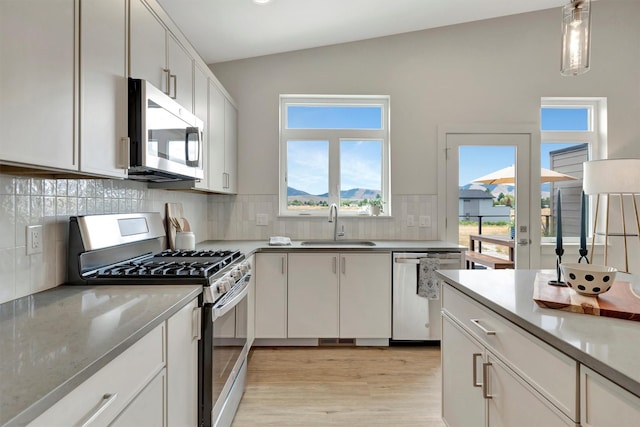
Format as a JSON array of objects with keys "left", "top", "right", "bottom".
[
  {"left": 533, "top": 272, "right": 640, "bottom": 322},
  {"left": 165, "top": 202, "right": 185, "bottom": 250}
]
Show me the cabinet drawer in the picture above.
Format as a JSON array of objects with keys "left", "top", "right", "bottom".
[
  {"left": 29, "top": 324, "right": 165, "bottom": 427},
  {"left": 442, "top": 285, "right": 577, "bottom": 421}
]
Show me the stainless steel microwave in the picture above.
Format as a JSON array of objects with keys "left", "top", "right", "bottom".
[{"left": 128, "top": 78, "right": 204, "bottom": 182}]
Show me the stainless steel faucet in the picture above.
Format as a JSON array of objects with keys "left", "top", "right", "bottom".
[{"left": 328, "top": 203, "right": 344, "bottom": 240}]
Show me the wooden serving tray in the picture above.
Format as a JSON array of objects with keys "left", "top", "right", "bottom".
[{"left": 533, "top": 272, "right": 640, "bottom": 322}]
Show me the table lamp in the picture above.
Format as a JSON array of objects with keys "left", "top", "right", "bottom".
[{"left": 583, "top": 159, "right": 640, "bottom": 272}]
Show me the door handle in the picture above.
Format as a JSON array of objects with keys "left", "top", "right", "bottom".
[
  {"left": 472, "top": 353, "right": 483, "bottom": 388},
  {"left": 517, "top": 238, "right": 531, "bottom": 246},
  {"left": 482, "top": 362, "right": 493, "bottom": 399}
]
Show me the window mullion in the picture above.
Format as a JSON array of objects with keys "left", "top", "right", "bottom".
[{"left": 328, "top": 136, "right": 340, "bottom": 207}]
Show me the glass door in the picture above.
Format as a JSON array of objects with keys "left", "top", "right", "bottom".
[{"left": 446, "top": 133, "right": 532, "bottom": 268}]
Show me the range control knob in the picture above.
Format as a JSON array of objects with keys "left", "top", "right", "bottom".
[
  {"left": 240, "top": 261, "right": 250, "bottom": 274},
  {"left": 231, "top": 268, "right": 242, "bottom": 280}
]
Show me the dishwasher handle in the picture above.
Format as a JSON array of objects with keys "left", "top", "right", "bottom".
[{"left": 394, "top": 257, "right": 461, "bottom": 266}]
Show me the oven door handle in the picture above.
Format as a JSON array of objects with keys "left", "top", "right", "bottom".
[{"left": 212, "top": 274, "right": 251, "bottom": 320}]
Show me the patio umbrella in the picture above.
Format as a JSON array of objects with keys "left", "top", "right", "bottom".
[{"left": 471, "top": 165, "right": 578, "bottom": 185}]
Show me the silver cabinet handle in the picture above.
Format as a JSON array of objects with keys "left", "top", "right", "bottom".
[
  {"left": 341, "top": 257, "right": 346, "bottom": 274},
  {"left": 170, "top": 73, "right": 177, "bottom": 99},
  {"left": 192, "top": 306, "right": 201, "bottom": 341},
  {"left": 332, "top": 256, "right": 337, "bottom": 274},
  {"left": 162, "top": 68, "right": 171, "bottom": 95},
  {"left": 470, "top": 319, "right": 496, "bottom": 335},
  {"left": 472, "top": 353, "right": 483, "bottom": 388},
  {"left": 482, "top": 362, "right": 493, "bottom": 399},
  {"left": 117, "top": 137, "right": 130, "bottom": 169},
  {"left": 281, "top": 256, "right": 286, "bottom": 275},
  {"left": 79, "top": 393, "right": 118, "bottom": 427}
]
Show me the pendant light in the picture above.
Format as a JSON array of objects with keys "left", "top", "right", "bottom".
[{"left": 560, "top": 0, "right": 591, "bottom": 76}]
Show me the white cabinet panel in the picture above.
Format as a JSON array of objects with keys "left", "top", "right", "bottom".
[
  {"left": 255, "top": 253, "right": 289, "bottom": 338},
  {"left": 79, "top": 0, "right": 128, "bottom": 178},
  {"left": 167, "top": 298, "right": 199, "bottom": 427},
  {"left": 581, "top": 365, "right": 640, "bottom": 427},
  {"left": 129, "top": 0, "right": 166, "bottom": 91},
  {"left": 207, "top": 80, "right": 226, "bottom": 192},
  {"left": 193, "top": 63, "right": 209, "bottom": 190},
  {"left": 224, "top": 98, "right": 238, "bottom": 193},
  {"left": 442, "top": 315, "right": 486, "bottom": 427},
  {"left": 339, "top": 253, "right": 391, "bottom": 338},
  {"left": 0, "top": 0, "right": 75, "bottom": 170},
  {"left": 110, "top": 369, "right": 167, "bottom": 427},
  {"left": 288, "top": 253, "right": 339, "bottom": 338},
  {"left": 167, "top": 34, "right": 193, "bottom": 111}
]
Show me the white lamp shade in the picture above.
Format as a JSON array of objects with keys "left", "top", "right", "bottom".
[{"left": 583, "top": 159, "right": 640, "bottom": 194}]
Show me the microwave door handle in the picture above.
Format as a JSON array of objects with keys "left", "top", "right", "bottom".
[{"left": 185, "top": 127, "right": 200, "bottom": 167}]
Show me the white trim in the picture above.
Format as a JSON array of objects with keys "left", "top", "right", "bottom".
[{"left": 279, "top": 95, "right": 391, "bottom": 217}]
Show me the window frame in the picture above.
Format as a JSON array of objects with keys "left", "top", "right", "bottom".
[
  {"left": 279, "top": 95, "right": 391, "bottom": 217},
  {"left": 540, "top": 98, "right": 605, "bottom": 244}
]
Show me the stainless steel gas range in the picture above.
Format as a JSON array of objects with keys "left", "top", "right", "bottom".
[{"left": 66, "top": 212, "right": 251, "bottom": 427}]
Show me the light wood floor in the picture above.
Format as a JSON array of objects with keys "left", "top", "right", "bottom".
[{"left": 232, "top": 346, "right": 446, "bottom": 427}]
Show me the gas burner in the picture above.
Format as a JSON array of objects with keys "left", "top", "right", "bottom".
[{"left": 157, "top": 249, "right": 238, "bottom": 258}]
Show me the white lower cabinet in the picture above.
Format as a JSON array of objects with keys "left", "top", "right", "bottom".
[
  {"left": 255, "top": 253, "right": 288, "bottom": 338},
  {"left": 286, "top": 252, "right": 391, "bottom": 339},
  {"left": 167, "top": 298, "right": 200, "bottom": 427},
  {"left": 581, "top": 365, "right": 640, "bottom": 427},
  {"left": 441, "top": 284, "right": 577, "bottom": 427},
  {"left": 28, "top": 297, "right": 200, "bottom": 427},
  {"left": 288, "top": 253, "right": 340, "bottom": 338}
]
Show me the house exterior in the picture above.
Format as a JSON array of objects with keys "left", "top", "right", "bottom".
[{"left": 459, "top": 189, "right": 511, "bottom": 223}]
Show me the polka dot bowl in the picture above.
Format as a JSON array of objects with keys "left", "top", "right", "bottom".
[{"left": 560, "top": 263, "right": 618, "bottom": 296}]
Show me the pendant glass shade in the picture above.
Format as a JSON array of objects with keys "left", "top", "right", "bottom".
[{"left": 560, "top": 0, "right": 591, "bottom": 76}]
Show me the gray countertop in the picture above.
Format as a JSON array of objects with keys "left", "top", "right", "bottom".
[
  {"left": 0, "top": 284, "right": 202, "bottom": 427},
  {"left": 198, "top": 239, "right": 466, "bottom": 255},
  {"left": 436, "top": 269, "right": 640, "bottom": 399}
]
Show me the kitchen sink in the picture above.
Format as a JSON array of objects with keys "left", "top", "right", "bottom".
[{"left": 300, "top": 240, "right": 376, "bottom": 246}]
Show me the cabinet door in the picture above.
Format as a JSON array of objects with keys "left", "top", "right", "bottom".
[
  {"left": 208, "top": 80, "right": 226, "bottom": 192},
  {"left": 486, "top": 353, "right": 573, "bottom": 427},
  {"left": 288, "top": 253, "right": 339, "bottom": 338},
  {"left": 442, "top": 315, "right": 487, "bottom": 427},
  {"left": 79, "top": 0, "right": 128, "bottom": 178},
  {"left": 110, "top": 369, "right": 167, "bottom": 427},
  {"left": 129, "top": 0, "right": 166, "bottom": 92},
  {"left": 224, "top": 98, "right": 238, "bottom": 193},
  {"left": 166, "top": 298, "right": 199, "bottom": 427},
  {"left": 581, "top": 365, "right": 640, "bottom": 427},
  {"left": 0, "top": 0, "right": 76, "bottom": 170},
  {"left": 193, "top": 64, "right": 209, "bottom": 190},
  {"left": 255, "top": 253, "right": 288, "bottom": 338},
  {"left": 167, "top": 34, "right": 193, "bottom": 111},
  {"left": 339, "top": 253, "right": 391, "bottom": 338}
]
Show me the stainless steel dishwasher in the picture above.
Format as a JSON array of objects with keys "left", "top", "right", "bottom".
[{"left": 392, "top": 252, "right": 462, "bottom": 343}]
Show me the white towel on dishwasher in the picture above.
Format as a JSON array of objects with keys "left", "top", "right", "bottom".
[{"left": 418, "top": 257, "right": 441, "bottom": 300}]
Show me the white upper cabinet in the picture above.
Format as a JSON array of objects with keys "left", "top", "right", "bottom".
[
  {"left": 224, "top": 98, "right": 238, "bottom": 193},
  {"left": 193, "top": 63, "right": 210, "bottom": 191},
  {"left": 79, "top": 0, "right": 128, "bottom": 178},
  {"left": 129, "top": 0, "right": 194, "bottom": 112},
  {"left": 0, "top": 0, "right": 76, "bottom": 170}
]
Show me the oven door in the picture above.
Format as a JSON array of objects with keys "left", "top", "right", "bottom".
[{"left": 206, "top": 274, "right": 251, "bottom": 427}]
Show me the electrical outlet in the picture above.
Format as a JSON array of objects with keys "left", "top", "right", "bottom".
[
  {"left": 419, "top": 215, "right": 431, "bottom": 228},
  {"left": 407, "top": 215, "right": 416, "bottom": 227},
  {"left": 256, "top": 213, "right": 269, "bottom": 226},
  {"left": 26, "top": 225, "right": 43, "bottom": 255}
]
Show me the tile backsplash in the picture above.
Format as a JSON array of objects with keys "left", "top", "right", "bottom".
[
  {"left": 208, "top": 194, "right": 438, "bottom": 242},
  {"left": 0, "top": 173, "right": 208, "bottom": 304}
]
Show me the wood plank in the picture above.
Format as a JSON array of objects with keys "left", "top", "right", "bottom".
[
  {"left": 533, "top": 272, "right": 640, "bottom": 321},
  {"left": 232, "top": 346, "right": 445, "bottom": 427}
]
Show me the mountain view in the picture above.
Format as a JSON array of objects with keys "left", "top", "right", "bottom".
[{"left": 287, "top": 186, "right": 381, "bottom": 207}]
